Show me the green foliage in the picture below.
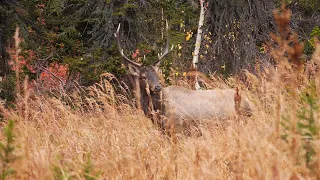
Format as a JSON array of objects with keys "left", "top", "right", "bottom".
[
  {"left": 52, "top": 164, "right": 71, "bottom": 180},
  {"left": 0, "top": 120, "right": 17, "bottom": 179},
  {"left": 298, "top": 0, "right": 320, "bottom": 11},
  {"left": 122, "top": 0, "right": 198, "bottom": 76},
  {"left": 305, "top": 26, "right": 320, "bottom": 55},
  {"left": 280, "top": 115, "right": 290, "bottom": 141},
  {"left": 297, "top": 85, "right": 318, "bottom": 137},
  {"left": 46, "top": 0, "right": 64, "bottom": 16},
  {"left": 65, "top": 45, "right": 126, "bottom": 86},
  {"left": 52, "top": 154, "right": 100, "bottom": 180},
  {"left": 310, "top": 26, "right": 320, "bottom": 37},
  {"left": 0, "top": 2, "right": 17, "bottom": 76},
  {"left": 276, "top": 0, "right": 320, "bottom": 10},
  {"left": 82, "top": 154, "right": 100, "bottom": 180},
  {"left": 296, "top": 83, "right": 318, "bottom": 167},
  {"left": 2, "top": 0, "right": 320, "bottom": 88},
  {"left": 0, "top": 74, "right": 16, "bottom": 106},
  {"left": 162, "top": 59, "right": 173, "bottom": 85},
  {"left": 113, "top": 1, "right": 138, "bottom": 17},
  {"left": 1, "top": 0, "right": 200, "bottom": 88},
  {"left": 281, "top": 83, "right": 319, "bottom": 168}
]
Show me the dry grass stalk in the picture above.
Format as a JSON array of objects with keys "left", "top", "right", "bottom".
[
  {"left": 268, "top": 2, "right": 305, "bottom": 138},
  {"left": 13, "top": 27, "right": 21, "bottom": 97},
  {"left": 12, "top": 27, "right": 23, "bottom": 118}
]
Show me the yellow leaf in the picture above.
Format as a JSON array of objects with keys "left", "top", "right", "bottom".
[
  {"left": 178, "top": 53, "right": 182, "bottom": 57},
  {"left": 186, "top": 34, "right": 191, "bottom": 41},
  {"left": 183, "top": 72, "right": 187, "bottom": 77}
]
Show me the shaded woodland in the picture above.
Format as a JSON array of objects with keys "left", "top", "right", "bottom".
[{"left": 1, "top": 0, "right": 320, "bottom": 100}]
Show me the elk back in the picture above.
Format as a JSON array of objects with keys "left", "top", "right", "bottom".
[{"left": 161, "top": 86, "right": 254, "bottom": 133}]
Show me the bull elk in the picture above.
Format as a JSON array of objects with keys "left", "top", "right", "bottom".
[{"left": 114, "top": 21, "right": 254, "bottom": 134}]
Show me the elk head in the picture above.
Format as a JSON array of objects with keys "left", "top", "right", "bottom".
[
  {"left": 114, "top": 21, "right": 171, "bottom": 115},
  {"left": 114, "top": 21, "right": 171, "bottom": 94}
]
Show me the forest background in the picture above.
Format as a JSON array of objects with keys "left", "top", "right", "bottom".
[{"left": 1, "top": 0, "right": 320, "bottom": 102}]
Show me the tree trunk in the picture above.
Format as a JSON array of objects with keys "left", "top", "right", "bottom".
[
  {"left": 192, "top": 0, "right": 205, "bottom": 69},
  {"left": 192, "top": 0, "right": 206, "bottom": 90}
]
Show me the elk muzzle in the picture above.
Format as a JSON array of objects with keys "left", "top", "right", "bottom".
[{"left": 154, "top": 85, "right": 162, "bottom": 92}]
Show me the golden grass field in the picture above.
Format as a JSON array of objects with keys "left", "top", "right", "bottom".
[
  {"left": 0, "top": 4, "right": 320, "bottom": 180},
  {"left": 1, "top": 72, "right": 319, "bottom": 179}
]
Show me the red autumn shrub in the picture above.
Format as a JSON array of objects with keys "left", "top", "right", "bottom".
[{"left": 39, "top": 63, "right": 68, "bottom": 91}]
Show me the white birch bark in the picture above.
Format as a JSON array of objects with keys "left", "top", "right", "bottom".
[{"left": 193, "top": 0, "right": 205, "bottom": 90}]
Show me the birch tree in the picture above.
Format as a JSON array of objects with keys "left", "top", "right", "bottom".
[{"left": 192, "top": 0, "right": 206, "bottom": 90}]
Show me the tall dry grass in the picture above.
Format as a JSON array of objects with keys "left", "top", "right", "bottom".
[
  {"left": 0, "top": 92, "right": 302, "bottom": 179},
  {"left": 3, "top": 84, "right": 318, "bottom": 179},
  {"left": 0, "top": 3, "right": 320, "bottom": 180}
]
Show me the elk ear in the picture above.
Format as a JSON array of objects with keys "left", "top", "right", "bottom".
[{"left": 128, "top": 64, "right": 141, "bottom": 77}]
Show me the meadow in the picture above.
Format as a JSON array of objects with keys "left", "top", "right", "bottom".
[{"left": 0, "top": 3, "right": 319, "bottom": 180}]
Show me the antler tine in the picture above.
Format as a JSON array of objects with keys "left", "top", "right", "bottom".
[
  {"left": 114, "top": 23, "right": 142, "bottom": 67},
  {"left": 155, "top": 20, "right": 172, "bottom": 66}
]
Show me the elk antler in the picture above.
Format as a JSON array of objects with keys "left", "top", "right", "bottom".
[
  {"left": 155, "top": 20, "right": 173, "bottom": 66},
  {"left": 114, "top": 24, "right": 142, "bottom": 67}
]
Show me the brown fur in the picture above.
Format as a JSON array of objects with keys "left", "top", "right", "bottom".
[{"left": 160, "top": 86, "right": 255, "bottom": 134}]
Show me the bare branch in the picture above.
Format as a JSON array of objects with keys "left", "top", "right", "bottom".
[{"left": 39, "top": 65, "right": 66, "bottom": 87}]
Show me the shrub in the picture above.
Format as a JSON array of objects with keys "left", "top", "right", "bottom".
[{"left": 0, "top": 120, "right": 18, "bottom": 179}]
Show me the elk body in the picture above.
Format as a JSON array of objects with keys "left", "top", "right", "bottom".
[
  {"left": 115, "top": 22, "right": 254, "bottom": 134},
  {"left": 161, "top": 86, "right": 254, "bottom": 133}
]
